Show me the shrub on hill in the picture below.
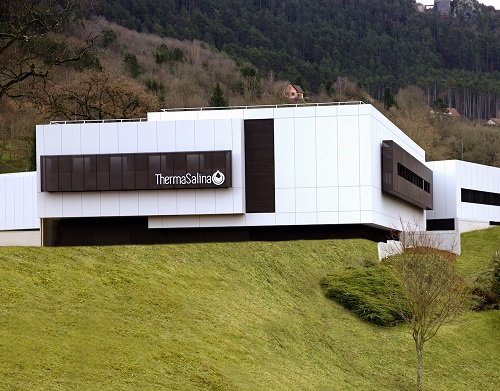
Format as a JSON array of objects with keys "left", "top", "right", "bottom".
[
  {"left": 321, "top": 260, "right": 408, "bottom": 327},
  {"left": 472, "top": 251, "right": 500, "bottom": 310}
]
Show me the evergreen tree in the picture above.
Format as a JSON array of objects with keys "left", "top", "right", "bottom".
[
  {"left": 383, "top": 86, "right": 397, "bottom": 110},
  {"left": 209, "top": 83, "right": 228, "bottom": 107}
]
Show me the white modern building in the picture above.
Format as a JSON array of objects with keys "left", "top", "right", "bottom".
[
  {"left": 0, "top": 102, "right": 498, "bottom": 247},
  {"left": 426, "top": 160, "right": 500, "bottom": 232}
]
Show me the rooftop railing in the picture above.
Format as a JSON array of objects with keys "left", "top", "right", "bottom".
[
  {"left": 48, "top": 101, "right": 367, "bottom": 124},
  {"left": 49, "top": 118, "right": 147, "bottom": 125},
  {"left": 160, "top": 100, "right": 366, "bottom": 112}
]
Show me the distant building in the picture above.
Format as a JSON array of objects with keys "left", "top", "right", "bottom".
[
  {"left": 445, "top": 107, "right": 461, "bottom": 118},
  {"left": 486, "top": 118, "right": 500, "bottom": 126},
  {"left": 435, "top": 0, "right": 451, "bottom": 14},
  {"left": 285, "top": 83, "right": 304, "bottom": 102}
]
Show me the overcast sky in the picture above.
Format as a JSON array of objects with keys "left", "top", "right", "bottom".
[{"left": 420, "top": 0, "right": 499, "bottom": 9}]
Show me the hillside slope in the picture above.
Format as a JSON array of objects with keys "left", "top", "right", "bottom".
[{"left": 1, "top": 230, "right": 499, "bottom": 390}]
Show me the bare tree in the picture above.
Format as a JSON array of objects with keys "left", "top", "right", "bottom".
[
  {"left": 0, "top": 0, "right": 95, "bottom": 100},
  {"left": 387, "top": 224, "right": 471, "bottom": 391},
  {"left": 40, "top": 70, "right": 158, "bottom": 120}
]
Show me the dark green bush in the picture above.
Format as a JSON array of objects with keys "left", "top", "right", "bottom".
[
  {"left": 321, "top": 261, "right": 408, "bottom": 327},
  {"left": 472, "top": 251, "right": 500, "bottom": 311},
  {"left": 155, "top": 44, "right": 184, "bottom": 64}
]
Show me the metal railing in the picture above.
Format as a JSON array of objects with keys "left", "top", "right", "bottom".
[
  {"left": 48, "top": 101, "right": 367, "bottom": 124},
  {"left": 160, "top": 100, "right": 366, "bottom": 112},
  {"left": 49, "top": 118, "right": 147, "bottom": 125}
]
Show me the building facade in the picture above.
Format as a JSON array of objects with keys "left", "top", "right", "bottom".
[{"left": 0, "top": 102, "right": 498, "bottom": 247}]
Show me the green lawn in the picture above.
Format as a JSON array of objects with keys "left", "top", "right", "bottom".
[{"left": 0, "top": 230, "right": 499, "bottom": 390}]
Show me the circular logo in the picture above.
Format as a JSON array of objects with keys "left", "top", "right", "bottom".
[{"left": 212, "top": 170, "right": 225, "bottom": 186}]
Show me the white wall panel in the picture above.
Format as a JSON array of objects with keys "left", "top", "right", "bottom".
[
  {"left": 294, "top": 106, "right": 316, "bottom": 118},
  {"left": 337, "top": 104, "right": 359, "bottom": 116},
  {"left": 294, "top": 117, "right": 316, "bottom": 188},
  {"left": 62, "top": 193, "right": 82, "bottom": 217},
  {"left": 316, "top": 116, "right": 338, "bottom": 187},
  {"left": 274, "top": 107, "right": 294, "bottom": 118},
  {"left": 244, "top": 108, "right": 273, "bottom": 119},
  {"left": 99, "top": 123, "right": 119, "bottom": 153},
  {"left": 274, "top": 118, "right": 295, "bottom": 188},
  {"left": 14, "top": 178, "right": 23, "bottom": 227},
  {"left": 214, "top": 119, "right": 232, "bottom": 150},
  {"left": 80, "top": 123, "right": 100, "bottom": 154},
  {"left": 276, "top": 188, "right": 295, "bottom": 213},
  {"left": 138, "top": 191, "right": 158, "bottom": 216},
  {"left": 232, "top": 187, "right": 244, "bottom": 214},
  {"left": 45, "top": 193, "right": 63, "bottom": 218},
  {"left": 175, "top": 121, "right": 195, "bottom": 151},
  {"left": 118, "top": 122, "right": 138, "bottom": 153},
  {"left": 245, "top": 213, "right": 275, "bottom": 226},
  {"left": 137, "top": 122, "right": 158, "bottom": 152},
  {"left": 100, "top": 192, "right": 120, "bottom": 216},
  {"left": 0, "top": 182, "right": 5, "bottom": 230},
  {"left": 119, "top": 192, "right": 139, "bottom": 216},
  {"left": 276, "top": 213, "right": 295, "bottom": 225},
  {"left": 339, "top": 187, "right": 360, "bottom": 212},
  {"left": 358, "top": 115, "right": 372, "bottom": 186},
  {"left": 194, "top": 120, "right": 215, "bottom": 151},
  {"left": 158, "top": 191, "right": 177, "bottom": 215},
  {"left": 215, "top": 188, "right": 233, "bottom": 214},
  {"left": 316, "top": 105, "right": 337, "bottom": 117},
  {"left": 339, "top": 211, "right": 361, "bottom": 224},
  {"left": 231, "top": 119, "right": 244, "bottom": 188},
  {"left": 176, "top": 190, "right": 196, "bottom": 214},
  {"left": 317, "top": 187, "right": 338, "bottom": 212},
  {"left": 296, "top": 212, "right": 317, "bottom": 225},
  {"left": 337, "top": 116, "right": 360, "bottom": 186},
  {"left": 196, "top": 189, "right": 216, "bottom": 214},
  {"left": 317, "top": 212, "right": 339, "bottom": 224},
  {"left": 82, "top": 193, "right": 101, "bottom": 216},
  {"left": 61, "top": 124, "right": 81, "bottom": 155},
  {"left": 157, "top": 121, "right": 176, "bottom": 152},
  {"left": 296, "top": 188, "right": 316, "bottom": 213},
  {"left": 43, "top": 125, "right": 62, "bottom": 155}
]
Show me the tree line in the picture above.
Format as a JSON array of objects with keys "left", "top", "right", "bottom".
[{"left": 92, "top": 0, "right": 500, "bottom": 119}]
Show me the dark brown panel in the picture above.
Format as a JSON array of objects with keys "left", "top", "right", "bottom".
[
  {"left": 109, "top": 155, "right": 122, "bottom": 190},
  {"left": 135, "top": 154, "right": 148, "bottom": 189},
  {"left": 84, "top": 156, "right": 97, "bottom": 191},
  {"left": 44, "top": 156, "right": 59, "bottom": 192},
  {"left": 71, "top": 156, "right": 84, "bottom": 191},
  {"left": 381, "top": 140, "right": 433, "bottom": 210},
  {"left": 97, "top": 155, "right": 110, "bottom": 191},
  {"left": 40, "top": 151, "right": 232, "bottom": 192},
  {"left": 148, "top": 154, "right": 161, "bottom": 188},
  {"left": 244, "top": 119, "right": 275, "bottom": 213},
  {"left": 122, "top": 154, "right": 135, "bottom": 190},
  {"left": 59, "top": 156, "right": 72, "bottom": 192}
]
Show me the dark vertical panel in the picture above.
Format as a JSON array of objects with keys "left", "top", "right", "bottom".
[
  {"left": 45, "top": 156, "right": 59, "bottom": 192},
  {"left": 97, "top": 155, "right": 110, "bottom": 191},
  {"left": 161, "top": 153, "right": 174, "bottom": 189},
  {"left": 71, "top": 156, "right": 84, "bottom": 191},
  {"left": 135, "top": 154, "right": 148, "bottom": 189},
  {"left": 122, "top": 154, "right": 135, "bottom": 190},
  {"left": 148, "top": 154, "right": 161, "bottom": 188},
  {"left": 59, "top": 156, "right": 72, "bottom": 192},
  {"left": 186, "top": 152, "right": 200, "bottom": 188},
  {"left": 173, "top": 153, "right": 187, "bottom": 189},
  {"left": 109, "top": 155, "right": 123, "bottom": 190},
  {"left": 244, "top": 119, "right": 275, "bottom": 213},
  {"left": 84, "top": 155, "right": 97, "bottom": 191}
]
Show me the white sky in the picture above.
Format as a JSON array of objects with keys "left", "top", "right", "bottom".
[{"left": 420, "top": 0, "right": 499, "bottom": 9}]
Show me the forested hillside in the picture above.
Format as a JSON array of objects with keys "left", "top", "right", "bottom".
[{"left": 93, "top": 0, "right": 500, "bottom": 120}]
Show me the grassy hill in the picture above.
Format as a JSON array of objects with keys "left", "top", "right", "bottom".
[{"left": 0, "top": 229, "right": 499, "bottom": 390}]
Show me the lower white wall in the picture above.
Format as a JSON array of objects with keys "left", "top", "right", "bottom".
[
  {"left": 0, "top": 230, "right": 41, "bottom": 247},
  {"left": 457, "top": 219, "right": 492, "bottom": 233},
  {"left": 0, "top": 172, "right": 39, "bottom": 231}
]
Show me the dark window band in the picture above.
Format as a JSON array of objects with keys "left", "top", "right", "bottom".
[
  {"left": 397, "top": 163, "right": 431, "bottom": 193},
  {"left": 461, "top": 188, "right": 500, "bottom": 207},
  {"left": 41, "top": 151, "right": 231, "bottom": 192},
  {"left": 427, "top": 218, "right": 455, "bottom": 231}
]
